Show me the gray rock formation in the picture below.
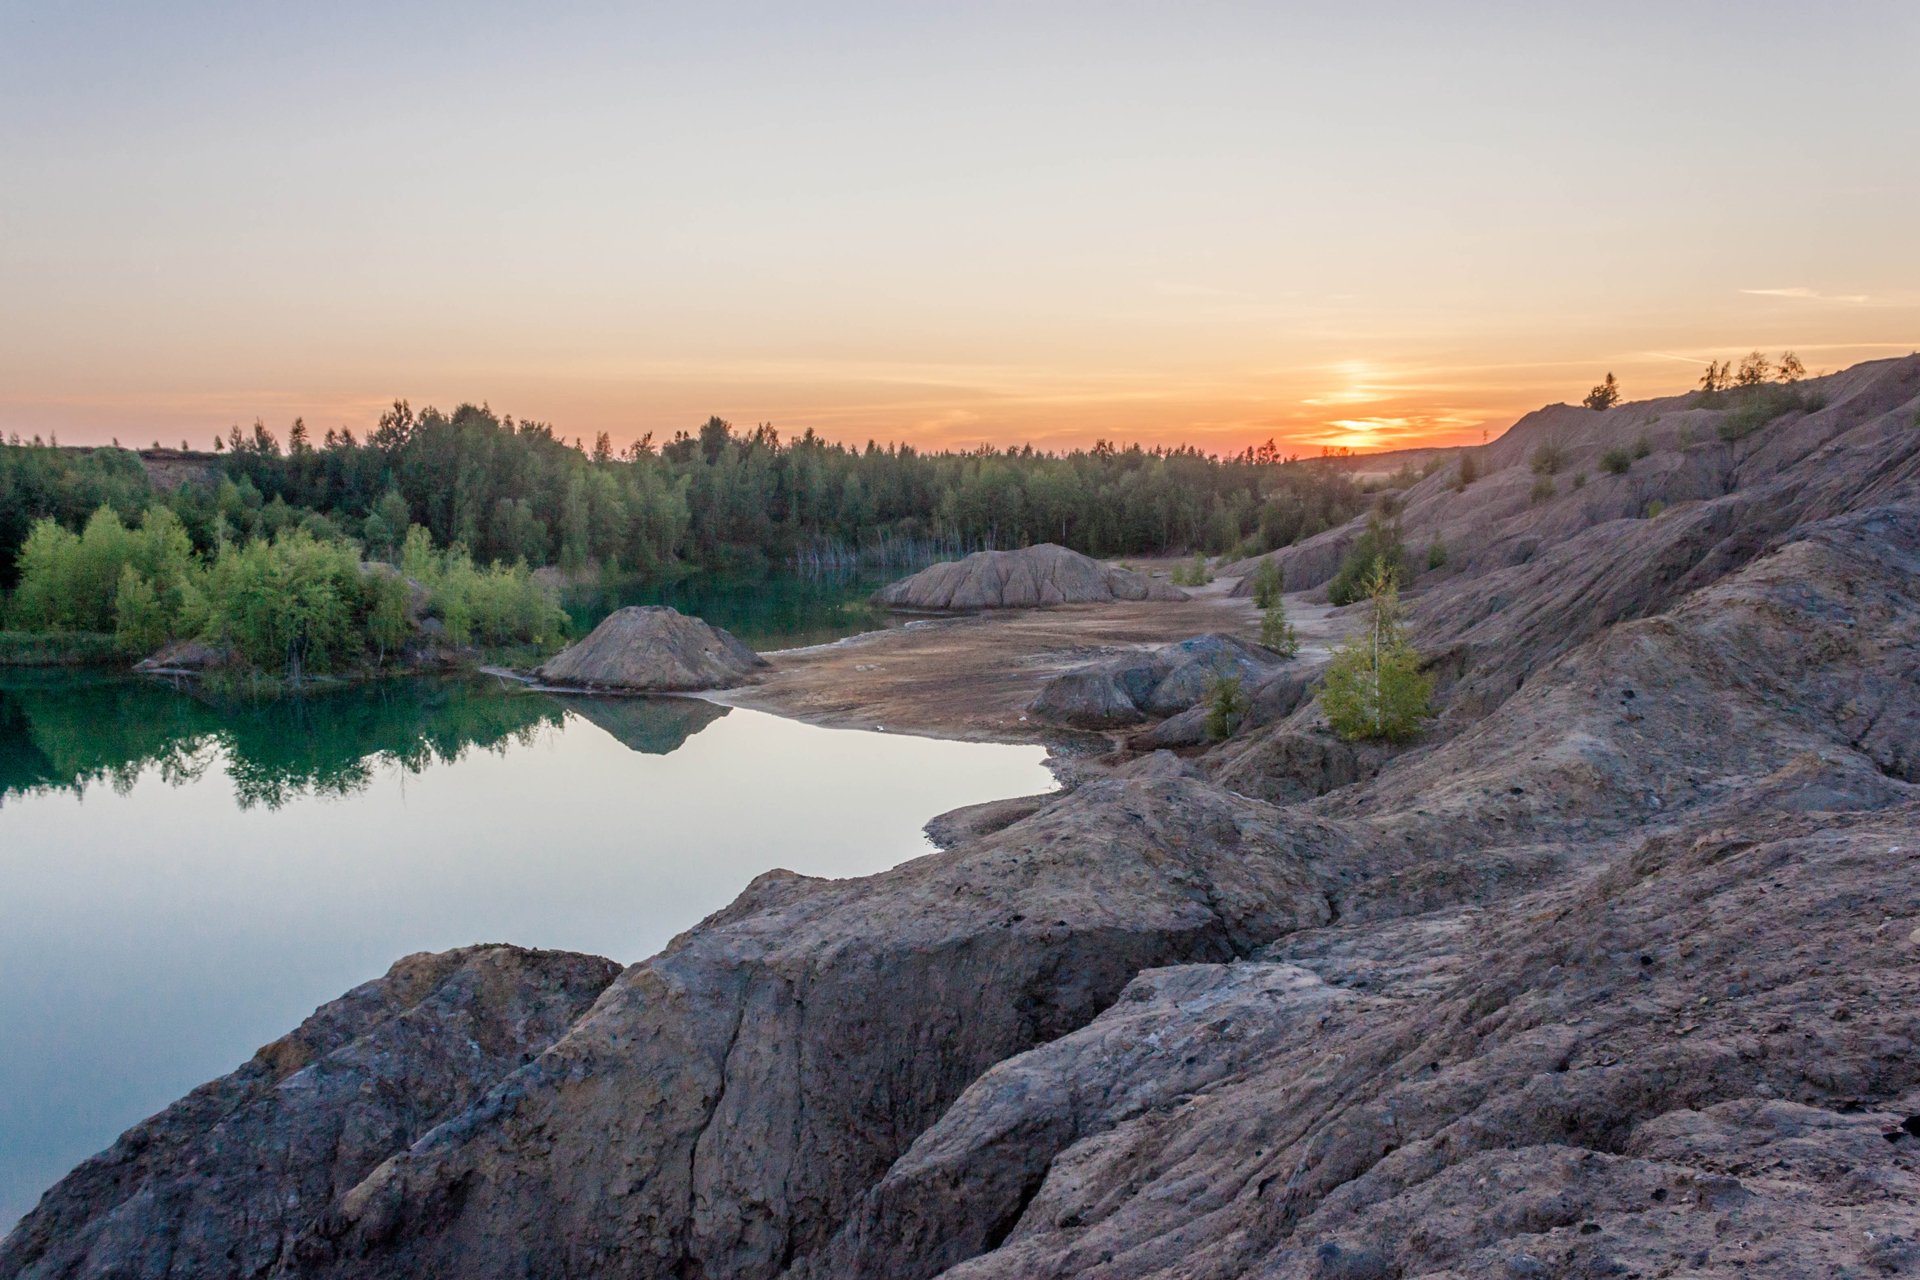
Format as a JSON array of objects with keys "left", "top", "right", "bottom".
[
  {"left": 535, "top": 605, "right": 767, "bottom": 692},
  {"left": 1224, "top": 354, "right": 1920, "bottom": 599},
  {"left": 873, "top": 544, "right": 1188, "bottom": 611},
  {"left": 0, "top": 946, "right": 618, "bottom": 1280},
  {"left": 1029, "top": 632, "right": 1283, "bottom": 728}
]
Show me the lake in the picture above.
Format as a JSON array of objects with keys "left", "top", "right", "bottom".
[
  {"left": 563, "top": 563, "right": 911, "bottom": 650},
  {"left": 0, "top": 668, "right": 1054, "bottom": 1233}
]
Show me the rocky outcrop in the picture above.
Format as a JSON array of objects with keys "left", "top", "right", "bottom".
[
  {"left": 11, "top": 359, "right": 1920, "bottom": 1280},
  {"left": 278, "top": 774, "right": 1337, "bottom": 1280},
  {"left": 534, "top": 605, "right": 766, "bottom": 692},
  {"left": 0, "top": 946, "right": 619, "bottom": 1280},
  {"left": 1224, "top": 353, "right": 1920, "bottom": 598},
  {"left": 1029, "top": 633, "right": 1284, "bottom": 728},
  {"left": 874, "top": 545, "right": 1188, "bottom": 611}
]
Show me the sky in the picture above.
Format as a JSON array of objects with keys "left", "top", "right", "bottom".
[{"left": 2, "top": 1, "right": 1916, "bottom": 457}]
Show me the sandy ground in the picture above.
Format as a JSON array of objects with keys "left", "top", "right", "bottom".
[{"left": 708, "top": 579, "right": 1346, "bottom": 747}]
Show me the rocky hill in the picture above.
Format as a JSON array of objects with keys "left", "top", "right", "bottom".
[
  {"left": 874, "top": 544, "right": 1189, "bottom": 610},
  {"left": 534, "top": 605, "right": 766, "bottom": 692},
  {"left": 6, "top": 357, "right": 1919, "bottom": 1280}
]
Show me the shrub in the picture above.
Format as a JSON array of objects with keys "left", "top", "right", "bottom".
[
  {"left": 1204, "top": 672, "right": 1247, "bottom": 741},
  {"left": 0, "top": 630, "right": 122, "bottom": 666},
  {"left": 1425, "top": 538, "right": 1447, "bottom": 570},
  {"left": 1249, "top": 559, "right": 1283, "bottom": 609},
  {"left": 1716, "top": 383, "right": 1825, "bottom": 442},
  {"left": 1572, "top": 472, "right": 1587, "bottom": 490},
  {"left": 1530, "top": 442, "right": 1566, "bottom": 475},
  {"left": 1171, "top": 552, "right": 1213, "bottom": 587},
  {"left": 1259, "top": 597, "right": 1299, "bottom": 657},
  {"left": 1454, "top": 450, "right": 1479, "bottom": 490},
  {"left": 1583, "top": 373, "right": 1620, "bottom": 410},
  {"left": 1599, "top": 448, "right": 1632, "bottom": 475},
  {"left": 1319, "top": 559, "right": 1432, "bottom": 742},
  {"left": 1530, "top": 475, "right": 1557, "bottom": 504},
  {"left": 1632, "top": 432, "right": 1652, "bottom": 459},
  {"left": 1327, "top": 512, "right": 1406, "bottom": 606},
  {"left": 1646, "top": 499, "right": 1666, "bottom": 518}
]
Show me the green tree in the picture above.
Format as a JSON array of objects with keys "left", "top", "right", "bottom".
[
  {"left": 1259, "top": 596, "right": 1299, "bottom": 657},
  {"left": 1736, "top": 351, "right": 1772, "bottom": 387},
  {"left": 1319, "top": 559, "right": 1432, "bottom": 742},
  {"left": 1204, "top": 672, "right": 1247, "bottom": 740},
  {"left": 1249, "top": 558, "right": 1283, "bottom": 609},
  {"left": 1454, "top": 450, "right": 1479, "bottom": 490},
  {"left": 1582, "top": 373, "right": 1621, "bottom": 410}
]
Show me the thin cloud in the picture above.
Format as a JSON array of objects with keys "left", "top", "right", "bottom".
[{"left": 1740, "top": 287, "right": 1871, "bottom": 304}]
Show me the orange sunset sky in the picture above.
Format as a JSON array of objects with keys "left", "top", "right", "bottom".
[{"left": 3, "top": 3, "right": 1916, "bottom": 457}]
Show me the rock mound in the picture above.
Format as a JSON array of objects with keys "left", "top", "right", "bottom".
[
  {"left": 534, "top": 606, "right": 766, "bottom": 691},
  {"left": 873, "top": 544, "right": 1188, "bottom": 611},
  {"left": 1029, "top": 632, "right": 1283, "bottom": 728}
]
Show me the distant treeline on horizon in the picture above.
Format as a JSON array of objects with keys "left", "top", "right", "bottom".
[{"left": 0, "top": 402, "right": 1370, "bottom": 590}]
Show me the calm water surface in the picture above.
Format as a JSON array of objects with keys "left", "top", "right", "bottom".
[
  {"left": 564, "top": 564, "right": 912, "bottom": 650},
  {"left": 0, "top": 670, "right": 1053, "bottom": 1232}
]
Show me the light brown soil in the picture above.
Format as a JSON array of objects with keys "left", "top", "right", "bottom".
[{"left": 710, "top": 581, "right": 1344, "bottom": 745}]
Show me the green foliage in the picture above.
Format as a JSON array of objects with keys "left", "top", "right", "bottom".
[
  {"left": 1599, "top": 448, "right": 1632, "bottom": 475},
  {"left": 1646, "top": 499, "right": 1666, "bottom": 518},
  {"left": 1632, "top": 432, "right": 1652, "bottom": 460},
  {"left": 194, "top": 402, "right": 1367, "bottom": 576},
  {"left": 400, "top": 525, "right": 568, "bottom": 650},
  {"left": 1171, "top": 552, "right": 1214, "bottom": 587},
  {"left": 1583, "top": 372, "right": 1620, "bottom": 410},
  {"left": 1259, "top": 598, "right": 1299, "bottom": 657},
  {"left": 1204, "top": 672, "right": 1247, "bottom": 741},
  {"left": 1530, "top": 475, "right": 1557, "bottom": 504},
  {"left": 1454, "top": 450, "right": 1479, "bottom": 490},
  {"left": 0, "top": 444, "right": 153, "bottom": 590},
  {"left": 2, "top": 500, "right": 566, "bottom": 684},
  {"left": 361, "top": 490, "right": 411, "bottom": 562},
  {"left": 1716, "top": 383, "right": 1826, "bottom": 442},
  {"left": 197, "top": 532, "right": 363, "bottom": 678},
  {"left": 0, "top": 630, "right": 123, "bottom": 666},
  {"left": 1249, "top": 558, "right": 1283, "bottom": 609},
  {"left": 1319, "top": 560, "right": 1433, "bottom": 742},
  {"left": 1327, "top": 511, "right": 1406, "bottom": 607},
  {"left": 1736, "top": 351, "right": 1772, "bottom": 386},
  {"left": 1425, "top": 538, "right": 1447, "bottom": 570},
  {"left": 1529, "top": 442, "right": 1566, "bottom": 475}
]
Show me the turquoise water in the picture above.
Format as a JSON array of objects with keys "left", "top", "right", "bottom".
[
  {"left": 564, "top": 565, "right": 911, "bottom": 650},
  {"left": 0, "top": 671, "right": 1053, "bottom": 1232}
]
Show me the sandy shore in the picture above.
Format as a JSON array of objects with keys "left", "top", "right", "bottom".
[{"left": 706, "top": 579, "right": 1346, "bottom": 746}]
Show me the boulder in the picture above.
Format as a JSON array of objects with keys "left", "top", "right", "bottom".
[
  {"left": 873, "top": 545, "right": 1188, "bottom": 611},
  {"left": 1028, "top": 633, "right": 1285, "bottom": 729},
  {"left": 535, "top": 606, "right": 767, "bottom": 692},
  {"left": 133, "top": 638, "right": 233, "bottom": 674},
  {"left": 1026, "top": 669, "right": 1146, "bottom": 727}
]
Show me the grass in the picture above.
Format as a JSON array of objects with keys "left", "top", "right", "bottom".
[{"left": 0, "top": 630, "right": 125, "bottom": 666}]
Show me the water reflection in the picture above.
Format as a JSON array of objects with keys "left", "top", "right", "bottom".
[
  {"left": 0, "top": 675, "right": 733, "bottom": 810},
  {"left": 0, "top": 672, "right": 1053, "bottom": 1233}
]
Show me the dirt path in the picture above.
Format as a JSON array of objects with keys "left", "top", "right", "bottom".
[{"left": 708, "top": 581, "right": 1347, "bottom": 745}]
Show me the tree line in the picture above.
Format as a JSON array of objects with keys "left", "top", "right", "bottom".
[{"left": 4, "top": 403, "right": 1367, "bottom": 590}]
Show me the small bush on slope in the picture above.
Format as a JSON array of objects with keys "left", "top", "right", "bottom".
[{"left": 1320, "top": 558, "right": 1432, "bottom": 742}]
